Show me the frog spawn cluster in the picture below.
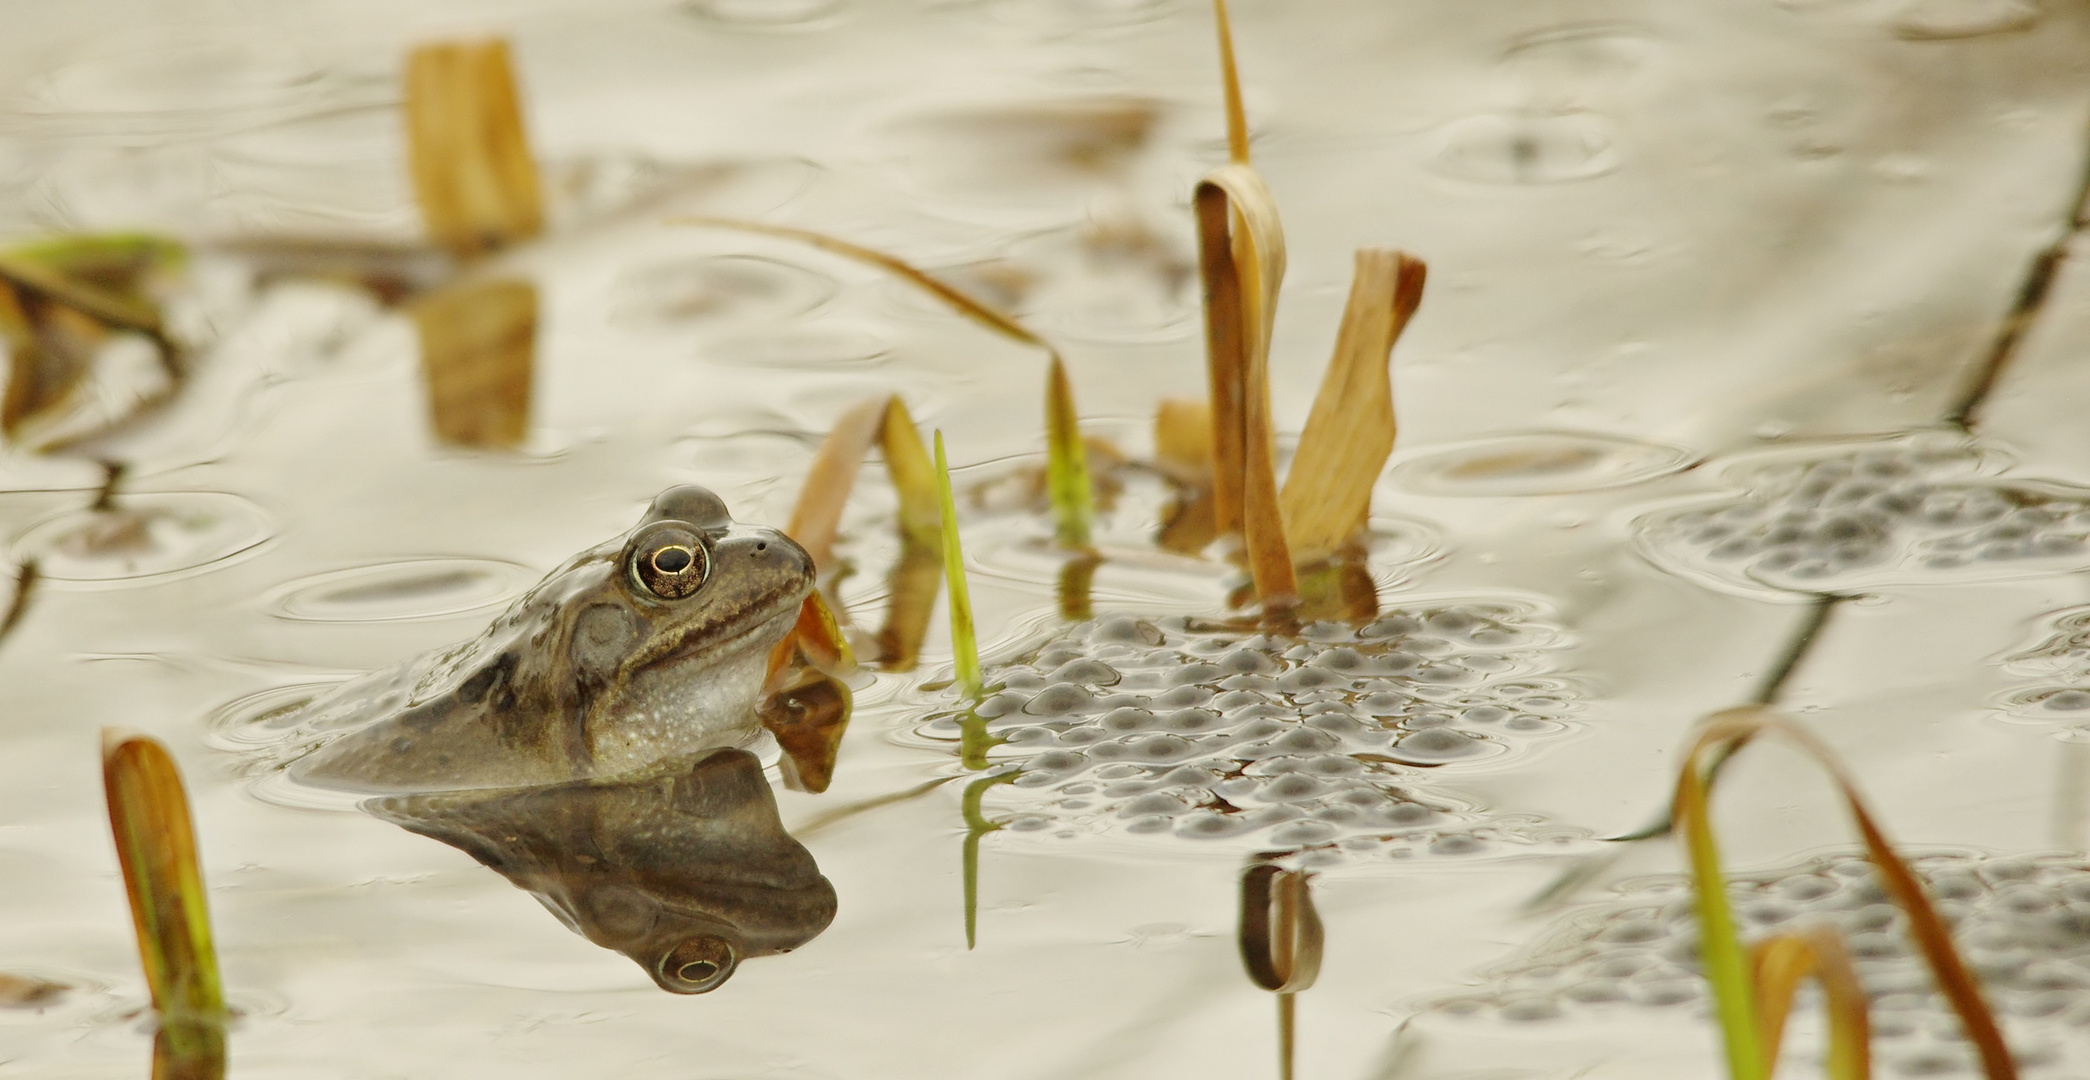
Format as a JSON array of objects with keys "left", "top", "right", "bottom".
[
  {"left": 1431, "top": 853, "right": 2090, "bottom": 1077},
  {"left": 918, "top": 604, "right": 1579, "bottom": 859},
  {"left": 1636, "top": 438, "right": 2090, "bottom": 594},
  {"left": 1999, "top": 604, "right": 2090, "bottom": 735}
]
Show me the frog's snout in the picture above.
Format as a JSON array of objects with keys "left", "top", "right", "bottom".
[{"left": 742, "top": 529, "right": 816, "bottom": 588}]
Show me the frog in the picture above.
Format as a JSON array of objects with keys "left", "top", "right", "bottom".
[
  {"left": 367, "top": 747, "right": 838, "bottom": 994},
  {"left": 288, "top": 486, "right": 817, "bottom": 794}
]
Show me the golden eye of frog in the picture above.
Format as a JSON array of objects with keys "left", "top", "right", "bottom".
[{"left": 289, "top": 486, "right": 816, "bottom": 794}]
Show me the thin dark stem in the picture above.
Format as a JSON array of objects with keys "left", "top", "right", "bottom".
[
  {"left": 0, "top": 559, "right": 37, "bottom": 644},
  {"left": 92, "top": 460, "right": 125, "bottom": 512},
  {"left": 1749, "top": 592, "right": 1843, "bottom": 705},
  {"left": 1944, "top": 112, "right": 2090, "bottom": 429}
]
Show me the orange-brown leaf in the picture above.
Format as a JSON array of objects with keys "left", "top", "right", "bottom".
[
  {"left": 1279, "top": 249, "right": 1424, "bottom": 563},
  {"left": 405, "top": 40, "right": 545, "bottom": 260}
]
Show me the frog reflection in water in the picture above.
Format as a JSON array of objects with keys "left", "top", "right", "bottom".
[
  {"left": 369, "top": 747, "right": 837, "bottom": 994},
  {"left": 282, "top": 488, "right": 833, "bottom": 993},
  {"left": 290, "top": 486, "right": 817, "bottom": 793}
]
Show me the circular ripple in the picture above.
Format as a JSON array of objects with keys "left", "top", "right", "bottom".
[
  {"left": 13, "top": 492, "right": 274, "bottom": 586},
  {"left": 1893, "top": 0, "right": 2039, "bottom": 40},
  {"left": 614, "top": 254, "right": 837, "bottom": 328},
  {"left": 1391, "top": 432, "right": 1696, "bottom": 496},
  {"left": 266, "top": 558, "right": 536, "bottom": 622},
  {"left": 682, "top": 0, "right": 843, "bottom": 27},
  {"left": 1430, "top": 111, "right": 1620, "bottom": 185},
  {"left": 204, "top": 682, "right": 334, "bottom": 754},
  {"left": 704, "top": 328, "right": 890, "bottom": 368}
]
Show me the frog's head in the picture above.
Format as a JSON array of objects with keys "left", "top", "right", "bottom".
[{"left": 568, "top": 486, "right": 817, "bottom": 773}]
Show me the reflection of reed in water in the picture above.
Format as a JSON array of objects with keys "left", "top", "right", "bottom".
[{"left": 367, "top": 747, "right": 835, "bottom": 994}]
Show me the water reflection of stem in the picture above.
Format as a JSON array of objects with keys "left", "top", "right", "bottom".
[
  {"left": 1057, "top": 550, "right": 1102, "bottom": 621},
  {"left": 1945, "top": 111, "right": 2090, "bottom": 430},
  {"left": 0, "top": 558, "right": 37, "bottom": 645},
  {"left": 960, "top": 770, "right": 1018, "bottom": 949},
  {"left": 1276, "top": 992, "right": 1296, "bottom": 1080},
  {"left": 958, "top": 707, "right": 1002, "bottom": 772},
  {"left": 153, "top": 1017, "right": 226, "bottom": 1080}
]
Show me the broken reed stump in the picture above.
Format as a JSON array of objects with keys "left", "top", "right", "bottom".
[
  {"left": 409, "top": 278, "right": 535, "bottom": 448},
  {"left": 404, "top": 40, "right": 544, "bottom": 262}
]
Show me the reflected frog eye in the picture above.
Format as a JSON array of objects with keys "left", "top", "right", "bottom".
[
  {"left": 656, "top": 935, "right": 737, "bottom": 993},
  {"left": 628, "top": 523, "right": 710, "bottom": 599}
]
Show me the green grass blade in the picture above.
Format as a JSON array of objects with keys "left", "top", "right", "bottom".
[
  {"left": 1045, "top": 357, "right": 1095, "bottom": 551},
  {"left": 1673, "top": 737, "right": 1766, "bottom": 1080},
  {"left": 933, "top": 431, "right": 981, "bottom": 700}
]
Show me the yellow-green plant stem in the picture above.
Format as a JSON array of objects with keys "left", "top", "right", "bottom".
[
  {"left": 960, "top": 770, "right": 1018, "bottom": 949},
  {"left": 1044, "top": 357, "right": 1095, "bottom": 551},
  {"left": 933, "top": 431, "right": 981, "bottom": 700},
  {"left": 1674, "top": 750, "right": 1766, "bottom": 1080}
]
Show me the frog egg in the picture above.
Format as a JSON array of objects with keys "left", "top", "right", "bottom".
[
  {"left": 1023, "top": 682, "right": 1095, "bottom": 716},
  {"left": 974, "top": 691, "right": 1027, "bottom": 718},
  {"left": 1306, "top": 647, "right": 1368, "bottom": 671},
  {"left": 1124, "top": 816, "right": 1173, "bottom": 834},
  {"left": 1168, "top": 663, "right": 1225, "bottom": 686},
  {"left": 1218, "top": 673, "right": 1280, "bottom": 694},
  {"left": 1390, "top": 728, "right": 1487, "bottom": 763},
  {"left": 1158, "top": 708, "right": 1222, "bottom": 734},
  {"left": 1088, "top": 615, "right": 1165, "bottom": 646},
  {"left": 1098, "top": 706, "right": 1157, "bottom": 733},
  {"left": 1117, "top": 791, "right": 1192, "bottom": 818},
  {"left": 1151, "top": 684, "right": 1216, "bottom": 708},
  {"left": 1000, "top": 727, "right": 1057, "bottom": 746},
  {"left": 1216, "top": 648, "right": 1280, "bottom": 675},
  {"left": 1041, "top": 658, "right": 1121, "bottom": 687},
  {"left": 1266, "top": 728, "right": 1341, "bottom": 756},
  {"left": 1428, "top": 833, "right": 1487, "bottom": 856},
  {"left": 1275, "top": 667, "right": 1347, "bottom": 692},
  {"left": 1270, "top": 820, "right": 1338, "bottom": 845},
  {"left": 1026, "top": 749, "right": 1089, "bottom": 776},
  {"left": 1175, "top": 811, "right": 1253, "bottom": 839},
  {"left": 1055, "top": 727, "right": 1108, "bottom": 747},
  {"left": 1257, "top": 773, "right": 1328, "bottom": 803},
  {"left": 1092, "top": 733, "right": 1198, "bottom": 764},
  {"left": 1358, "top": 690, "right": 1412, "bottom": 715}
]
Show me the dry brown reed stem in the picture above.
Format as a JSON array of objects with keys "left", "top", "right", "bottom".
[
  {"left": 101, "top": 730, "right": 224, "bottom": 1023},
  {"left": 1752, "top": 928, "right": 1871, "bottom": 1079},
  {"left": 409, "top": 278, "right": 534, "bottom": 447},
  {"left": 1195, "top": 167, "right": 1294, "bottom": 608},
  {"left": 1679, "top": 707, "right": 2015, "bottom": 1080},
  {"left": 675, "top": 217, "right": 1062, "bottom": 365},
  {"left": 1211, "top": 0, "right": 1251, "bottom": 166},
  {"left": 405, "top": 40, "right": 544, "bottom": 261},
  {"left": 1279, "top": 250, "right": 1425, "bottom": 563}
]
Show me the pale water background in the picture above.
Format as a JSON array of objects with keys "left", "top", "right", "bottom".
[{"left": 3, "top": 0, "right": 2090, "bottom": 1077}]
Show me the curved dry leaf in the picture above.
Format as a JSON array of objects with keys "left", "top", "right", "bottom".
[
  {"left": 1752, "top": 928, "right": 1871, "bottom": 1080},
  {"left": 1279, "top": 249, "right": 1425, "bottom": 563},
  {"left": 1239, "top": 863, "right": 1323, "bottom": 993},
  {"left": 1679, "top": 707, "right": 2016, "bottom": 1080},
  {"left": 786, "top": 395, "right": 888, "bottom": 571}
]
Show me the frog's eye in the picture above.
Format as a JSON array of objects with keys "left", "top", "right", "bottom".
[
  {"left": 655, "top": 935, "right": 737, "bottom": 993},
  {"left": 629, "top": 523, "right": 710, "bottom": 600}
]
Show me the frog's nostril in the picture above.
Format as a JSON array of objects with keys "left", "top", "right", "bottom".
[{"left": 755, "top": 542, "right": 767, "bottom": 552}]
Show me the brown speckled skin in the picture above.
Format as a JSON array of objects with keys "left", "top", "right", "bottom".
[{"left": 290, "top": 488, "right": 815, "bottom": 794}]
